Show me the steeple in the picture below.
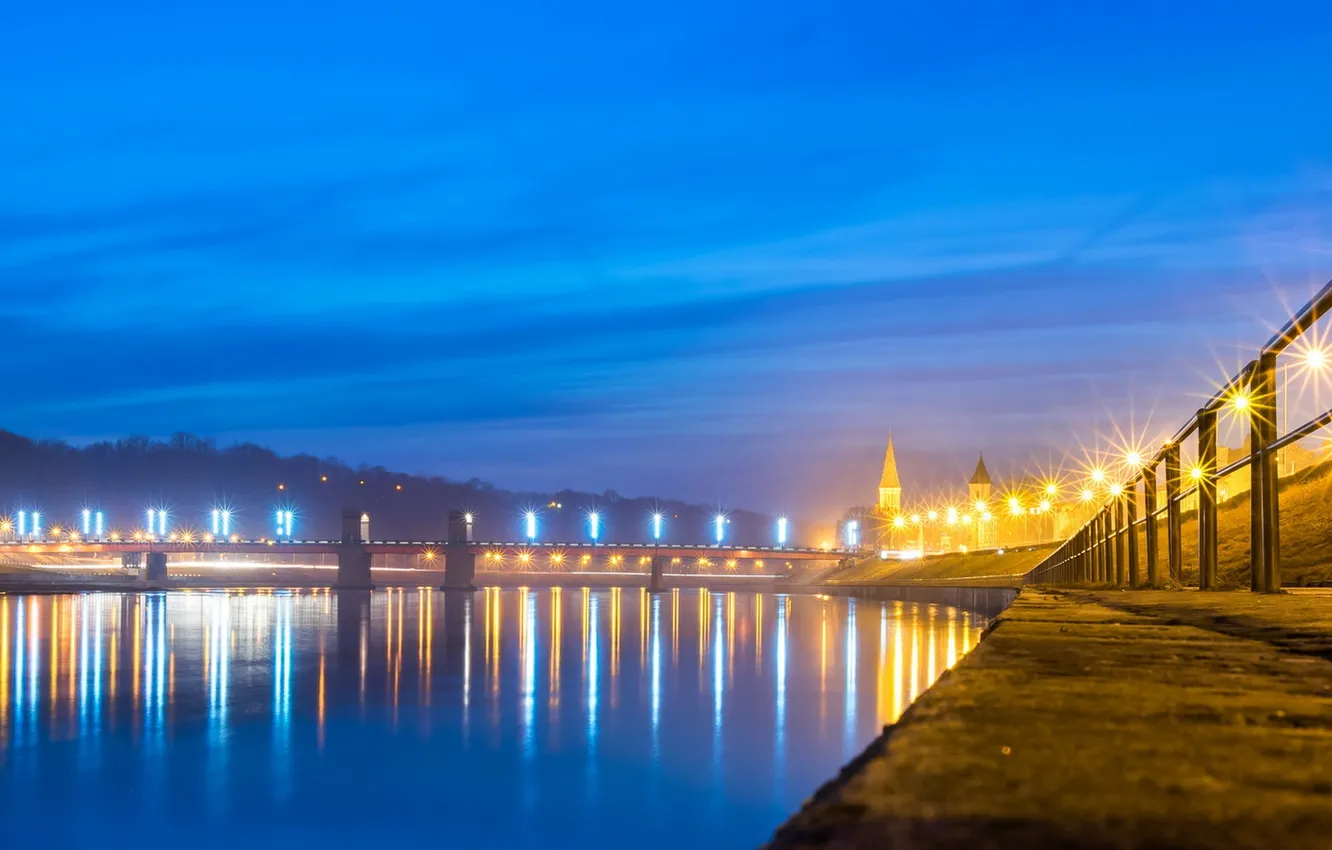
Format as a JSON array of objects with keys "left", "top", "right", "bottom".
[
  {"left": 969, "top": 453, "right": 992, "bottom": 487},
  {"left": 877, "top": 436, "right": 902, "bottom": 513},
  {"left": 879, "top": 436, "right": 901, "bottom": 489}
]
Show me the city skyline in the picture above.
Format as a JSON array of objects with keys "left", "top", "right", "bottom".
[{"left": 4, "top": 0, "right": 1331, "bottom": 520}]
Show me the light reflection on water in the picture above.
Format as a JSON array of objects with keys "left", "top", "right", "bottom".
[{"left": 0, "top": 588, "right": 990, "bottom": 847}]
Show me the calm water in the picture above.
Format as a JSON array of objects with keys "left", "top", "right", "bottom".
[{"left": 0, "top": 587, "right": 989, "bottom": 848}]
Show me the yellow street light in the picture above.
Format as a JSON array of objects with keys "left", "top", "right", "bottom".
[
  {"left": 927, "top": 510, "right": 938, "bottom": 522},
  {"left": 1190, "top": 465, "right": 1205, "bottom": 481},
  {"left": 1305, "top": 347, "right": 1328, "bottom": 371},
  {"left": 910, "top": 514, "right": 921, "bottom": 525},
  {"left": 1091, "top": 467, "right": 1106, "bottom": 483},
  {"left": 1109, "top": 483, "right": 1124, "bottom": 497},
  {"left": 1081, "top": 488, "right": 1094, "bottom": 502},
  {"left": 1038, "top": 499, "right": 1051, "bottom": 513},
  {"left": 1045, "top": 483, "right": 1058, "bottom": 496},
  {"left": 1125, "top": 451, "right": 1143, "bottom": 468},
  {"left": 893, "top": 515, "right": 906, "bottom": 529}
]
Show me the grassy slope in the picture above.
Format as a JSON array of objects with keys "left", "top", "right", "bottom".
[
  {"left": 832, "top": 545, "right": 1053, "bottom": 583},
  {"left": 1156, "top": 456, "right": 1332, "bottom": 588}
]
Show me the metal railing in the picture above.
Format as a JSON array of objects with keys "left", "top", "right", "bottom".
[{"left": 1026, "top": 278, "right": 1332, "bottom": 592}]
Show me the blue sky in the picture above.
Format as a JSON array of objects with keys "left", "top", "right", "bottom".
[{"left": 3, "top": 0, "right": 1331, "bottom": 521}]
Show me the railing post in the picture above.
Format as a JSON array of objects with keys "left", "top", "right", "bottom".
[
  {"left": 1198, "top": 407, "right": 1218, "bottom": 590},
  {"left": 1093, "top": 513, "right": 1103, "bottom": 583},
  {"left": 1144, "top": 464, "right": 1159, "bottom": 587},
  {"left": 1114, "top": 494, "right": 1126, "bottom": 586},
  {"left": 1127, "top": 481, "right": 1140, "bottom": 588},
  {"left": 1252, "top": 352, "right": 1281, "bottom": 592},
  {"left": 1098, "top": 510, "right": 1110, "bottom": 584},
  {"left": 1165, "top": 444, "right": 1182, "bottom": 583},
  {"left": 1080, "top": 529, "right": 1090, "bottom": 583}
]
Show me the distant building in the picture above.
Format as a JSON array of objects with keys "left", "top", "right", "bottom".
[
  {"left": 968, "top": 454, "right": 994, "bottom": 548},
  {"left": 878, "top": 437, "right": 902, "bottom": 514}
]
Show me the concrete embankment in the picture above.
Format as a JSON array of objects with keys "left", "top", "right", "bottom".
[{"left": 768, "top": 588, "right": 1332, "bottom": 849}]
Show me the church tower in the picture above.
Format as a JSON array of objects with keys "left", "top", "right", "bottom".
[
  {"left": 968, "top": 453, "right": 993, "bottom": 506},
  {"left": 877, "top": 437, "right": 902, "bottom": 514},
  {"left": 969, "top": 453, "right": 994, "bottom": 547}
]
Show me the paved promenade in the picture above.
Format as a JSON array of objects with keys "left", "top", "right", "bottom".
[{"left": 768, "top": 589, "right": 1332, "bottom": 849}]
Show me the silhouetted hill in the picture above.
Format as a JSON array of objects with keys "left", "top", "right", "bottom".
[{"left": 0, "top": 431, "right": 778, "bottom": 545}]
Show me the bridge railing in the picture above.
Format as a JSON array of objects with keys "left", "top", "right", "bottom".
[{"left": 1025, "top": 277, "right": 1332, "bottom": 592}]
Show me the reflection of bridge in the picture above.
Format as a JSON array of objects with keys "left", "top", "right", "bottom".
[{"left": 0, "top": 509, "right": 850, "bottom": 591}]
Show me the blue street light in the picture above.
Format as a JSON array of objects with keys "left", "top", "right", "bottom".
[
  {"left": 146, "top": 509, "right": 167, "bottom": 538},
  {"left": 275, "top": 509, "right": 293, "bottom": 537},
  {"left": 846, "top": 520, "right": 860, "bottom": 549},
  {"left": 588, "top": 511, "right": 601, "bottom": 543},
  {"left": 212, "top": 508, "right": 233, "bottom": 537},
  {"left": 777, "top": 516, "right": 789, "bottom": 548},
  {"left": 714, "top": 513, "right": 726, "bottom": 545},
  {"left": 32, "top": 512, "right": 41, "bottom": 539},
  {"left": 525, "top": 510, "right": 538, "bottom": 542},
  {"left": 18, "top": 510, "right": 27, "bottom": 537},
  {"left": 82, "top": 509, "right": 92, "bottom": 537},
  {"left": 95, "top": 511, "right": 104, "bottom": 539},
  {"left": 652, "top": 512, "right": 663, "bottom": 541}
]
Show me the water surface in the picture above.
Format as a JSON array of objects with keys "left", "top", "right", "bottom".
[{"left": 0, "top": 588, "right": 988, "bottom": 847}]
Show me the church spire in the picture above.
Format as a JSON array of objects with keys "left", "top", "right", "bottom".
[
  {"left": 969, "top": 453, "right": 992, "bottom": 486},
  {"left": 879, "top": 436, "right": 901, "bottom": 489}
]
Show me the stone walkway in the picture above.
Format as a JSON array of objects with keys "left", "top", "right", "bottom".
[{"left": 767, "top": 589, "right": 1332, "bottom": 849}]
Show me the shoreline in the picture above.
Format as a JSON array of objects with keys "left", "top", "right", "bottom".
[{"left": 766, "top": 587, "right": 1332, "bottom": 849}]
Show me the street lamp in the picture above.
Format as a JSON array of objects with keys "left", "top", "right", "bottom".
[
  {"left": 524, "top": 510, "right": 538, "bottom": 542},
  {"left": 588, "top": 511, "right": 601, "bottom": 543},
  {"left": 845, "top": 519, "right": 859, "bottom": 549},
  {"left": 652, "top": 512, "right": 664, "bottom": 542},
  {"left": 146, "top": 509, "right": 167, "bottom": 539},
  {"left": 713, "top": 513, "right": 726, "bottom": 546},
  {"left": 776, "top": 516, "right": 788, "bottom": 548}
]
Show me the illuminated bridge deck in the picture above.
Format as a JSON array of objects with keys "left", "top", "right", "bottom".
[{"left": 0, "top": 539, "right": 851, "bottom": 560}]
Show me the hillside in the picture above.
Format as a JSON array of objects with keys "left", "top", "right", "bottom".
[
  {"left": 830, "top": 544, "right": 1054, "bottom": 584},
  {"left": 0, "top": 430, "right": 776, "bottom": 544}
]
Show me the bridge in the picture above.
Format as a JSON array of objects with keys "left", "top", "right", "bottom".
[{"left": 0, "top": 508, "right": 851, "bottom": 590}]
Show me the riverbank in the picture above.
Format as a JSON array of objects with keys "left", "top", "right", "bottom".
[{"left": 768, "top": 588, "right": 1332, "bottom": 849}]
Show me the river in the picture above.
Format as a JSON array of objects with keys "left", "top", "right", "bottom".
[{"left": 0, "top": 587, "right": 992, "bottom": 847}]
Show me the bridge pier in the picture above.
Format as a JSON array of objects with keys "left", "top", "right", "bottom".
[
  {"left": 143, "top": 552, "right": 168, "bottom": 583},
  {"left": 337, "top": 508, "right": 374, "bottom": 589},
  {"left": 442, "top": 510, "right": 476, "bottom": 591},
  {"left": 649, "top": 555, "right": 668, "bottom": 593}
]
